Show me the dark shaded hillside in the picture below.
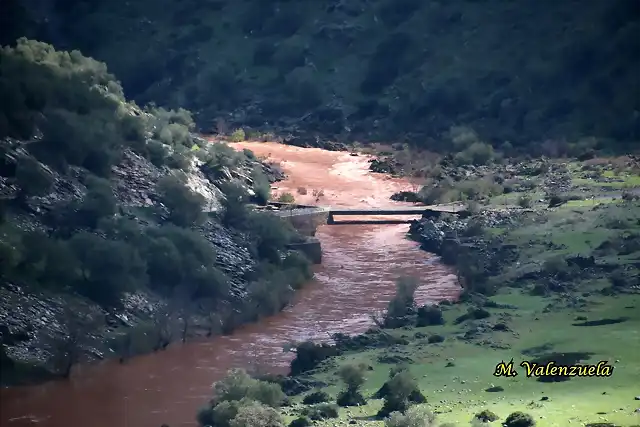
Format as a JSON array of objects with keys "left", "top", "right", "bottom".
[
  {"left": 7, "top": 0, "right": 640, "bottom": 151},
  {"left": 0, "top": 39, "right": 311, "bottom": 384}
]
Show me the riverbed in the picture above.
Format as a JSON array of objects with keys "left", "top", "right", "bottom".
[{"left": 0, "top": 142, "right": 459, "bottom": 427}]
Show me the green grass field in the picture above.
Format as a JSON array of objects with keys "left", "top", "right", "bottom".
[{"left": 283, "top": 200, "right": 640, "bottom": 427}]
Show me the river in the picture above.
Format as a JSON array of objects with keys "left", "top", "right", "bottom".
[{"left": 0, "top": 142, "right": 459, "bottom": 427}]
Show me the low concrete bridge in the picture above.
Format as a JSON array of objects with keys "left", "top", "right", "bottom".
[
  {"left": 255, "top": 202, "right": 468, "bottom": 264},
  {"left": 259, "top": 202, "right": 468, "bottom": 231}
]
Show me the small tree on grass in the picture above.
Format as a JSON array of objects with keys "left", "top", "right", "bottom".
[
  {"left": 336, "top": 363, "right": 367, "bottom": 407},
  {"left": 384, "top": 277, "right": 419, "bottom": 328},
  {"left": 197, "top": 369, "right": 286, "bottom": 427},
  {"left": 376, "top": 368, "right": 426, "bottom": 419}
]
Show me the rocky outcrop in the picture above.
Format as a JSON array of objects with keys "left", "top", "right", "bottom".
[{"left": 281, "top": 134, "right": 348, "bottom": 152}]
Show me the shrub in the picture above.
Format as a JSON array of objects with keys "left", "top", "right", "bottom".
[
  {"left": 474, "top": 409, "right": 499, "bottom": 422},
  {"left": 14, "top": 156, "right": 53, "bottom": 202},
  {"left": 230, "top": 128, "right": 246, "bottom": 142},
  {"left": 68, "top": 232, "right": 146, "bottom": 307},
  {"left": 301, "top": 403, "right": 339, "bottom": 421},
  {"left": 252, "top": 167, "right": 271, "bottom": 205},
  {"left": 290, "top": 341, "right": 339, "bottom": 375},
  {"left": 212, "top": 369, "right": 285, "bottom": 408},
  {"left": 157, "top": 174, "right": 205, "bottom": 226},
  {"left": 277, "top": 192, "right": 295, "bottom": 203},
  {"left": 517, "top": 195, "right": 532, "bottom": 208},
  {"left": 427, "top": 334, "right": 444, "bottom": 344},
  {"left": 302, "top": 390, "right": 330, "bottom": 404},
  {"left": 383, "top": 277, "right": 418, "bottom": 328},
  {"left": 504, "top": 411, "right": 535, "bottom": 427},
  {"left": 454, "top": 142, "right": 495, "bottom": 166},
  {"left": 376, "top": 369, "right": 425, "bottom": 418},
  {"left": 336, "top": 363, "right": 367, "bottom": 407},
  {"left": 288, "top": 417, "right": 311, "bottom": 427},
  {"left": 384, "top": 405, "right": 437, "bottom": 427},
  {"left": 76, "top": 175, "right": 117, "bottom": 228},
  {"left": 229, "top": 400, "right": 284, "bottom": 427},
  {"left": 219, "top": 181, "right": 251, "bottom": 228},
  {"left": 415, "top": 305, "right": 444, "bottom": 327}
]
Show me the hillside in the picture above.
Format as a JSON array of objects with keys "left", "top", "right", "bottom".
[
  {"left": 0, "top": 39, "right": 312, "bottom": 385},
  {"left": 5, "top": 0, "right": 639, "bottom": 152}
]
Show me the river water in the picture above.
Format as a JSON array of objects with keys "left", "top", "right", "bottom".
[{"left": 0, "top": 142, "right": 459, "bottom": 427}]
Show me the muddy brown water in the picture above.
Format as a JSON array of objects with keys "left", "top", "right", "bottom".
[{"left": 0, "top": 142, "right": 459, "bottom": 427}]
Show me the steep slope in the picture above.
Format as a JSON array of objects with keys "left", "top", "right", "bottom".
[
  {"left": 7, "top": 0, "right": 639, "bottom": 150},
  {"left": 0, "top": 39, "right": 310, "bottom": 385}
]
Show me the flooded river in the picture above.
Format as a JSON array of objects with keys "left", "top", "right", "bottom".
[{"left": 0, "top": 142, "right": 459, "bottom": 427}]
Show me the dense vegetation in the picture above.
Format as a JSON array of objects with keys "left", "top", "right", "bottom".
[
  {"left": 0, "top": 39, "right": 312, "bottom": 378},
  {"left": 5, "top": 0, "right": 638, "bottom": 154}
]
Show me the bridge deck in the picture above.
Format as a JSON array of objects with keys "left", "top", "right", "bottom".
[{"left": 329, "top": 205, "right": 465, "bottom": 215}]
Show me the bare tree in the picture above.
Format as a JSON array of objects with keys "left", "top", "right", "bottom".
[
  {"left": 48, "top": 307, "right": 93, "bottom": 379},
  {"left": 118, "top": 331, "right": 132, "bottom": 364},
  {"left": 151, "top": 303, "right": 173, "bottom": 351}
]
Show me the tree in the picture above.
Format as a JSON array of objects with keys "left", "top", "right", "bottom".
[
  {"left": 68, "top": 232, "right": 147, "bottom": 307},
  {"left": 47, "top": 307, "right": 93, "bottom": 379},
  {"left": 336, "top": 363, "right": 368, "bottom": 407},
  {"left": 14, "top": 156, "right": 53, "bottom": 204},
  {"left": 157, "top": 174, "right": 205, "bottom": 226},
  {"left": 246, "top": 212, "right": 294, "bottom": 263},
  {"left": 219, "top": 181, "right": 250, "bottom": 228},
  {"left": 384, "top": 277, "right": 419, "bottom": 328},
  {"left": 76, "top": 175, "right": 117, "bottom": 228}
]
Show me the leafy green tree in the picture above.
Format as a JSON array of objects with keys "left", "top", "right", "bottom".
[
  {"left": 219, "top": 181, "right": 251, "bottom": 228},
  {"left": 146, "top": 225, "right": 229, "bottom": 299},
  {"left": 384, "top": 277, "right": 418, "bottom": 328},
  {"left": 336, "top": 363, "right": 368, "bottom": 407},
  {"left": 76, "top": 175, "right": 117, "bottom": 228},
  {"left": 157, "top": 174, "right": 205, "bottom": 226},
  {"left": 14, "top": 156, "right": 53, "bottom": 203},
  {"left": 246, "top": 212, "right": 294, "bottom": 263},
  {"left": 68, "top": 232, "right": 147, "bottom": 307}
]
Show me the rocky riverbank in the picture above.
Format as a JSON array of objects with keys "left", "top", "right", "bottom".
[{"left": 0, "top": 136, "right": 300, "bottom": 386}]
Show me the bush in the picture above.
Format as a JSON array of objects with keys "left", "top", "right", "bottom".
[
  {"left": 76, "top": 175, "right": 117, "bottom": 228},
  {"left": 336, "top": 363, "right": 368, "bottom": 407},
  {"left": 385, "top": 405, "right": 437, "bottom": 427},
  {"left": 517, "top": 195, "right": 532, "bottom": 208},
  {"left": 252, "top": 167, "right": 271, "bottom": 205},
  {"left": 288, "top": 417, "right": 311, "bottom": 427},
  {"left": 290, "top": 341, "right": 339, "bottom": 375},
  {"left": 301, "top": 403, "right": 339, "bottom": 421},
  {"left": 277, "top": 192, "right": 295, "bottom": 203},
  {"left": 229, "top": 400, "right": 284, "bottom": 427},
  {"left": 504, "top": 411, "right": 535, "bottom": 427},
  {"left": 14, "top": 156, "right": 53, "bottom": 202},
  {"left": 68, "top": 232, "right": 146, "bottom": 307},
  {"left": 384, "top": 277, "right": 418, "bottom": 328},
  {"left": 302, "top": 390, "right": 330, "bottom": 404},
  {"left": 213, "top": 369, "right": 285, "bottom": 407},
  {"left": 416, "top": 305, "right": 444, "bottom": 327},
  {"left": 376, "top": 369, "right": 425, "bottom": 419},
  {"left": 229, "top": 128, "right": 246, "bottom": 142},
  {"left": 474, "top": 409, "right": 499, "bottom": 422},
  {"left": 157, "top": 174, "right": 205, "bottom": 226}
]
